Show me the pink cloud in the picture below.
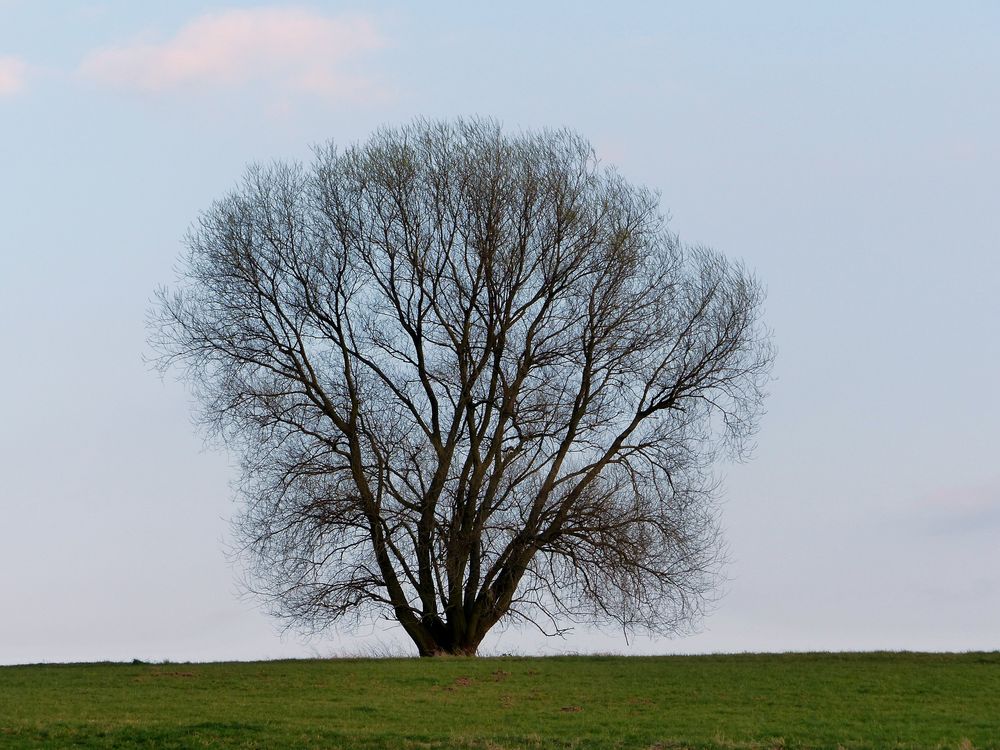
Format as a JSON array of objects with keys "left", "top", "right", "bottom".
[
  {"left": 0, "top": 56, "right": 27, "bottom": 96},
  {"left": 916, "top": 479, "right": 1000, "bottom": 534},
  {"left": 921, "top": 481, "right": 1000, "bottom": 515},
  {"left": 78, "top": 7, "right": 385, "bottom": 99}
]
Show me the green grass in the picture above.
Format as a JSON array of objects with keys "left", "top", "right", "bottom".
[{"left": 1, "top": 652, "right": 998, "bottom": 749}]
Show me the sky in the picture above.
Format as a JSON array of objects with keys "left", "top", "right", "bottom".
[{"left": 1, "top": 1, "right": 998, "bottom": 664}]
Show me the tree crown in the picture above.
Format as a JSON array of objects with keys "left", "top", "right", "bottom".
[{"left": 152, "top": 118, "right": 774, "bottom": 655}]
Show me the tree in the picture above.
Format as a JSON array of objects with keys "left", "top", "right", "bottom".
[{"left": 151, "top": 119, "right": 774, "bottom": 656}]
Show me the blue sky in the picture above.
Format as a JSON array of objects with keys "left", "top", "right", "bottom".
[{"left": 1, "top": 1, "right": 998, "bottom": 663}]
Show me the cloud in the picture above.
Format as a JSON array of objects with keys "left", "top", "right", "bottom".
[
  {"left": 917, "top": 479, "right": 1000, "bottom": 534},
  {"left": 0, "top": 56, "right": 27, "bottom": 96},
  {"left": 78, "top": 7, "right": 385, "bottom": 99}
]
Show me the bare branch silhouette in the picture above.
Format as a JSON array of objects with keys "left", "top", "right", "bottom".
[{"left": 150, "top": 118, "right": 774, "bottom": 656}]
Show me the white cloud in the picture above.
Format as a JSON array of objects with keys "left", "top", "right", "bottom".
[
  {"left": 78, "top": 7, "right": 385, "bottom": 100},
  {"left": 0, "top": 56, "right": 27, "bottom": 96}
]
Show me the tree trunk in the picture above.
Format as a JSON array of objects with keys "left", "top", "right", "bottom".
[{"left": 405, "top": 620, "right": 483, "bottom": 656}]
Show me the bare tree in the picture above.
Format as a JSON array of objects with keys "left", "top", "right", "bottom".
[{"left": 151, "top": 119, "right": 774, "bottom": 656}]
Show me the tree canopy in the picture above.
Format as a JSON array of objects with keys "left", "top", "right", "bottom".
[{"left": 152, "top": 118, "right": 774, "bottom": 655}]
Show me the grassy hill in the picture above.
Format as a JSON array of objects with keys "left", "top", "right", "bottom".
[{"left": 1, "top": 652, "right": 998, "bottom": 749}]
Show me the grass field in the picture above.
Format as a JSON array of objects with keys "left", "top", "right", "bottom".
[{"left": 1, "top": 652, "right": 998, "bottom": 749}]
